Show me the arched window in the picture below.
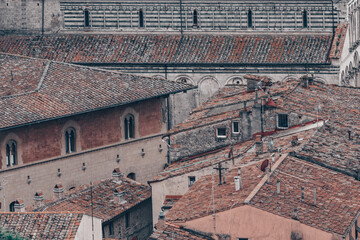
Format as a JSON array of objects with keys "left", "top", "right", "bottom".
[
  {"left": 247, "top": 10, "right": 252, "bottom": 28},
  {"left": 193, "top": 9, "right": 198, "bottom": 28},
  {"left": 302, "top": 10, "right": 308, "bottom": 28},
  {"left": 9, "top": 201, "right": 15, "bottom": 212},
  {"left": 139, "top": 9, "right": 144, "bottom": 28},
  {"left": 124, "top": 114, "right": 135, "bottom": 140},
  {"left": 6, "top": 140, "right": 17, "bottom": 167},
  {"left": 65, "top": 128, "right": 76, "bottom": 154},
  {"left": 127, "top": 172, "right": 136, "bottom": 180},
  {"left": 84, "top": 9, "right": 90, "bottom": 27}
]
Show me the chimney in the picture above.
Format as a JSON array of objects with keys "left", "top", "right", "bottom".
[
  {"left": 293, "top": 208, "right": 298, "bottom": 220},
  {"left": 114, "top": 189, "right": 127, "bottom": 204},
  {"left": 53, "top": 183, "right": 64, "bottom": 200},
  {"left": 158, "top": 211, "right": 165, "bottom": 228},
  {"left": 313, "top": 187, "right": 317, "bottom": 206},
  {"left": 348, "top": 130, "right": 352, "bottom": 140},
  {"left": 255, "top": 135, "right": 263, "bottom": 155},
  {"left": 112, "top": 168, "right": 123, "bottom": 182},
  {"left": 14, "top": 199, "right": 25, "bottom": 212},
  {"left": 277, "top": 180, "right": 280, "bottom": 194},
  {"left": 247, "top": 77, "right": 259, "bottom": 92},
  {"left": 234, "top": 176, "right": 241, "bottom": 191},
  {"left": 291, "top": 135, "right": 298, "bottom": 146},
  {"left": 34, "top": 191, "right": 44, "bottom": 208}
]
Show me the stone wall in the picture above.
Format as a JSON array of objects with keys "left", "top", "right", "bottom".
[
  {"left": 0, "top": 0, "right": 344, "bottom": 34},
  {"left": 103, "top": 198, "right": 153, "bottom": 239}
]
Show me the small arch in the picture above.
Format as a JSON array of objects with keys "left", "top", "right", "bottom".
[
  {"left": 124, "top": 114, "right": 135, "bottom": 140},
  {"left": 127, "top": 172, "right": 136, "bottom": 180},
  {"left": 302, "top": 10, "right": 308, "bottom": 28},
  {"left": 226, "top": 77, "right": 244, "bottom": 86},
  {"left": 175, "top": 76, "right": 194, "bottom": 85},
  {"left": 139, "top": 9, "right": 144, "bottom": 28},
  {"left": 193, "top": 9, "right": 198, "bottom": 28},
  {"left": 65, "top": 127, "right": 76, "bottom": 154},
  {"left": 152, "top": 75, "right": 166, "bottom": 80},
  {"left": 198, "top": 76, "right": 220, "bottom": 104},
  {"left": 247, "top": 10, "right": 253, "bottom": 28},
  {"left": 9, "top": 201, "right": 15, "bottom": 212},
  {"left": 84, "top": 9, "right": 90, "bottom": 27}
]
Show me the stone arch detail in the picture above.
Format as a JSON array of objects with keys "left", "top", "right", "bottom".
[
  {"left": 198, "top": 76, "right": 220, "bottom": 104},
  {"left": 225, "top": 76, "right": 245, "bottom": 86},
  {"left": 1, "top": 133, "right": 23, "bottom": 169},
  {"left": 60, "top": 120, "right": 81, "bottom": 155},
  {"left": 174, "top": 75, "right": 194, "bottom": 85}
]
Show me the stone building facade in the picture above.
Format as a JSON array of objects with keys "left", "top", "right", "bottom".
[{"left": 0, "top": 53, "right": 193, "bottom": 212}]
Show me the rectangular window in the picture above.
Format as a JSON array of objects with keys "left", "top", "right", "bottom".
[
  {"left": 188, "top": 176, "right": 196, "bottom": 187},
  {"left": 277, "top": 114, "right": 289, "bottom": 129},
  {"left": 125, "top": 212, "right": 130, "bottom": 228},
  {"left": 109, "top": 222, "right": 114, "bottom": 236},
  {"left": 217, "top": 128, "right": 227, "bottom": 138},
  {"left": 232, "top": 121, "right": 240, "bottom": 134}
]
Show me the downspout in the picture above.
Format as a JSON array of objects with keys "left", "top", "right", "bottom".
[{"left": 41, "top": 0, "right": 45, "bottom": 35}]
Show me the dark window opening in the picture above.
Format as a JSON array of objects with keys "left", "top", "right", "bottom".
[
  {"left": 247, "top": 10, "right": 252, "bottom": 28},
  {"left": 277, "top": 114, "right": 289, "bottom": 129},
  {"left": 232, "top": 122, "right": 240, "bottom": 134},
  {"left": 9, "top": 201, "right": 15, "bottom": 212},
  {"left": 217, "top": 128, "right": 227, "bottom": 138},
  {"left": 125, "top": 212, "right": 130, "bottom": 228},
  {"left": 84, "top": 9, "right": 90, "bottom": 27},
  {"left": 109, "top": 222, "right": 114, "bottom": 236},
  {"left": 139, "top": 9, "right": 144, "bottom": 28},
  {"left": 302, "top": 10, "right": 308, "bottom": 28},
  {"left": 6, "top": 140, "right": 17, "bottom": 167},
  {"left": 188, "top": 176, "right": 196, "bottom": 187},
  {"left": 193, "top": 9, "right": 198, "bottom": 27},
  {"left": 124, "top": 114, "right": 135, "bottom": 140},
  {"left": 65, "top": 128, "right": 76, "bottom": 154},
  {"left": 127, "top": 172, "right": 136, "bottom": 180}
]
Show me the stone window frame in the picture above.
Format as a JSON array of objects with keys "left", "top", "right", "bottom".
[
  {"left": 247, "top": 9, "right": 253, "bottom": 28},
  {"left": 193, "top": 9, "right": 199, "bottom": 28},
  {"left": 61, "top": 120, "right": 81, "bottom": 155},
  {"left": 277, "top": 113, "right": 289, "bottom": 129},
  {"left": 232, "top": 121, "right": 240, "bottom": 135},
  {"left": 5, "top": 140, "right": 17, "bottom": 167},
  {"left": 124, "top": 114, "right": 135, "bottom": 140},
  {"left": 1, "top": 133, "right": 23, "bottom": 169},
  {"left": 302, "top": 9, "right": 308, "bottom": 28},
  {"left": 216, "top": 127, "right": 227, "bottom": 139},
  {"left": 120, "top": 107, "right": 139, "bottom": 141},
  {"left": 65, "top": 127, "right": 76, "bottom": 154}
]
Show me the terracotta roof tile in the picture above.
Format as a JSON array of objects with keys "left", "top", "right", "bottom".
[
  {"left": 0, "top": 212, "right": 83, "bottom": 240},
  {"left": 0, "top": 34, "right": 332, "bottom": 64},
  {"left": 36, "top": 177, "right": 151, "bottom": 222},
  {"left": 0, "top": 53, "right": 194, "bottom": 130},
  {"left": 150, "top": 223, "right": 214, "bottom": 240}
]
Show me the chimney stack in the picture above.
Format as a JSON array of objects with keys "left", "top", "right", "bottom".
[
  {"left": 53, "top": 183, "right": 64, "bottom": 201},
  {"left": 112, "top": 168, "right": 123, "bottom": 182},
  {"left": 293, "top": 208, "right": 298, "bottom": 220},
  {"left": 255, "top": 135, "right": 263, "bottom": 155},
  {"left": 158, "top": 211, "right": 165, "bottom": 228},
  {"left": 114, "top": 189, "right": 127, "bottom": 204},
  {"left": 34, "top": 191, "right": 44, "bottom": 208},
  {"left": 291, "top": 136, "right": 299, "bottom": 146},
  {"left": 14, "top": 199, "right": 25, "bottom": 212}
]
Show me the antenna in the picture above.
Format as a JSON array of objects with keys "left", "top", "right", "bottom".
[
  {"left": 213, "top": 163, "right": 228, "bottom": 185},
  {"left": 90, "top": 181, "right": 94, "bottom": 240}
]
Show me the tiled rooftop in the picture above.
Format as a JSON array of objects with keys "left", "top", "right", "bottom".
[
  {"left": 36, "top": 177, "right": 151, "bottom": 222},
  {"left": 0, "top": 212, "right": 83, "bottom": 240},
  {"left": 150, "top": 223, "right": 214, "bottom": 240},
  {"left": 165, "top": 126, "right": 316, "bottom": 222},
  {"left": 0, "top": 53, "right": 194, "bottom": 130},
  {"left": 328, "top": 23, "right": 348, "bottom": 60},
  {"left": 0, "top": 34, "right": 332, "bottom": 64},
  {"left": 250, "top": 155, "right": 360, "bottom": 236}
]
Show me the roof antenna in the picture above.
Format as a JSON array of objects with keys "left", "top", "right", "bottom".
[
  {"left": 213, "top": 163, "right": 228, "bottom": 185},
  {"left": 90, "top": 181, "right": 94, "bottom": 240}
]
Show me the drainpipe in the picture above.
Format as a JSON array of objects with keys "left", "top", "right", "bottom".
[{"left": 41, "top": 0, "right": 45, "bottom": 35}]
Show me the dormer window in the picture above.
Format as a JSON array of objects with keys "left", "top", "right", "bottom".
[
  {"left": 216, "top": 128, "right": 227, "bottom": 139},
  {"left": 65, "top": 128, "right": 76, "bottom": 153},
  {"left": 6, "top": 140, "right": 17, "bottom": 167},
  {"left": 277, "top": 114, "right": 289, "bottom": 129}
]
